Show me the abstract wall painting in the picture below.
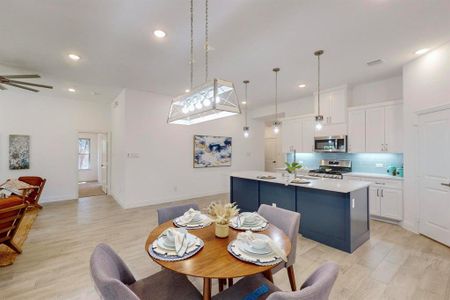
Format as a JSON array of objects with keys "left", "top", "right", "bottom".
[
  {"left": 193, "top": 135, "right": 232, "bottom": 168},
  {"left": 9, "top": 135, "right": 30, "bottom": 170}
]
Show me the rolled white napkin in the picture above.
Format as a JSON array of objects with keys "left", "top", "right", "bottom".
[
  {"left": 237, "top": 212, "right": 267, "bottom": 227},
  {"left": 237, "top": 231, "right": 287, "bottom": 262},
  {"left": 161, "top": 228, "right": 189, "bottom": 257},
  {"left": 178, "top": 208, "right": 201, "bottom": 225}
]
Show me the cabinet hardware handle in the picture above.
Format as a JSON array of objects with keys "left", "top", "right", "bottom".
[
  {"left": 375, "top": 182, "right": 385, "bottom": 185},
  {"left": 377, "top": 189, "right": 379, "bottom": 197},
  {"left": 381, "top": 189, "right": 384, "bottom": 197},
  {"left": 441, "top": 183, "right": 450, "bottom": 187}
]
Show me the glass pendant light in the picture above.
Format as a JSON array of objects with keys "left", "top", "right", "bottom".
[
  {"left": 167, "top": 0, "right": 240, "bottom": 125},
  {"left": 314, "top": 50, "right": 324, "bottom": 130},
  {"left": 243, "top": 80, "right": 250, "bottom": 138},
  {"left": 272, "top": 68, "right": 281, "bottom": 134}
]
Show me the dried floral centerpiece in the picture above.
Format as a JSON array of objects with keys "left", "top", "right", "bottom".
[{"left": 207, "top": 202, "right": 240, "bottom": 238}]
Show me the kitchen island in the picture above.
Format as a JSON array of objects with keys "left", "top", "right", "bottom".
[{"left": 230, "top": 171, "right": 371, "bottom": 253}]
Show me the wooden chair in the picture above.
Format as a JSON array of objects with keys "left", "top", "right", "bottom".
[
  {"left": 0, "top": 197, "right": 28, "bottom": 253},
  {"left": 18, "top": 176, "right": 46, "bottom": 209}
]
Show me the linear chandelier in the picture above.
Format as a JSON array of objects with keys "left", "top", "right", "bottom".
[{"left": 167, "top": 0, "right": 240, "bottom": 125}]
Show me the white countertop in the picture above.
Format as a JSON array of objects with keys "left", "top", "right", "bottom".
[
  {"left": 231, "top": 171, "right": 371, "bottom": 193},
  {"left": 343, "top": 172, "right": 404, "bottom": 181}
]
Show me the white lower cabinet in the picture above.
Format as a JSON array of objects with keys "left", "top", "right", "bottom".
[
  {"left": 379, "top": 187, "right": 403, "bottom": 220},
  {"left": 344, "top": 174, "right": 403, "bottom": 222},
  {"left": 369, "top": 187, "right": 381, "bottom": 215}
]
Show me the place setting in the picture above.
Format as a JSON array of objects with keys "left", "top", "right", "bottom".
[
  {"left": 227, "top": 230, "right": 287, "bottom": 266},
  {"left": 148, "top": 227, "right": 204, "bottom": 262},
  {"left": 173, "top": 208, "right": 212, "bottom": 229},
  {"left": 229, "top": 211, "right": 269, "bottom": 231}
]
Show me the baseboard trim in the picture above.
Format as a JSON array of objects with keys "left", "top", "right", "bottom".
[
  {"left": 401, "top": 221, "right": 419, "bottom": 234},
  {"left": 41, "top": 194, "right": 78, "bottom": 203}
]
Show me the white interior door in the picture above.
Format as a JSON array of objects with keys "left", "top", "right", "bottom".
[
  {"left": 98, "top": 133, "right": 109, "bottom": 194},
  {"left": 419, "top": 109, "right": 450, "bottom": 246},
  {"left": 265, "top": 138, "right": 279, "bottom": 172}
]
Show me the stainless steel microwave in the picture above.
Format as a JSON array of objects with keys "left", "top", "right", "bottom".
[{"left": 314, "top": 135, "right": 347, "bottom": 153}]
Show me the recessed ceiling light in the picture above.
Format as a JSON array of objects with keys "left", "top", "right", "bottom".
[
  {"left": 68, "top": 88, "right": 76, "bottom": 93},
  {"left": 153, "top": 30, "right": 166, "bottom": 38},
  {"left": 68, "top": 54, "right": 81, "bottom": 61},
  {"left": 415, "top": 48, "right": 430, "bottom": 55},
  {"left": 298, "top": 84, "right": 306, "bottom": 88},
  {"left": 241, "top": 101, "right": 247, "bottom": 105},
  {"left": 185, "top": 89, "right": 190, "bottom": 93}
]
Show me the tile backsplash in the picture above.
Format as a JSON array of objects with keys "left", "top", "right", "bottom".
[{"left": 287, "top": 152, "right": 404, "bottom": 175}]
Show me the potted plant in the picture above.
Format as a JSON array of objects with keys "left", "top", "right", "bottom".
[
  {"left": 285, "top": 162, "right": 302, "bottom": 177},
  {"left": 207, "top": 202, "right": 239, "bottom": 238}
]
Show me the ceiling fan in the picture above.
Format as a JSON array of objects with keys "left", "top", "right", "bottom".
[{"left": 0, "top": 74, "right": 53, "bottom": 92}]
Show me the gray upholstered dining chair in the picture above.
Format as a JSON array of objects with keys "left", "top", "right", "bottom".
[
  {"left": 157, "top": 203, "right": 200, "bottom": 225},
  {"left": 257, "top": 204, "right": 301, "bottom": 291},
  {"left": 90, "top": 243, "right": 202, "bottom": 300},
  {"left": 212, "top": 262, "right": 339, "bottom": 300}
]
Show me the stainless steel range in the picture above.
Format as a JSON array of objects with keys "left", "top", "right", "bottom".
[{"left": 308, "top": 159, "right": 352, "bottom": 179}]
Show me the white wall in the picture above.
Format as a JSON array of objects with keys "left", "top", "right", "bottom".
[
  {"left": 110, "top": 89, "right": 265, "bottom": 208},
  {"left": 402, "top": 42, "right": 450, "bottom": 232},
  {"left": 78, "top": 132, "right": 99, "bottom": 182},
  {"left": 250, "top": 96, "right": 314, "bottom": 120},
  {"left": 350, "top": 76, "right": 403, "bottom": 106},
  {"left": 0, "top": 90, "right": 111, "bottom": 202},
  {"left": 250, "top": 76, "right": 402, "bottom": 120}
]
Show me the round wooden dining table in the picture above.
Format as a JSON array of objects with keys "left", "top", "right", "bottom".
[{"left": 145, "top": 220, "right": 291, "bottom": 300}]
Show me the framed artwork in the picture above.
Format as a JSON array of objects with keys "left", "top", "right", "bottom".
[
  {"left": 9, "top": 135, "right": 30, "bottom": 170},
  {"left": 193, "top": 135, "right": 232, "bottom": 168}
]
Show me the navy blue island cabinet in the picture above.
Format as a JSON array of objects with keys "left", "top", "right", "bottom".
[{"left": 230, "top": 176, "right": 370, "bottom": 253}]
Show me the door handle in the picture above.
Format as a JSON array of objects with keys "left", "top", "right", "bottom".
[{"left": 441, "top": 183, "right": 450, "bottom": 187}]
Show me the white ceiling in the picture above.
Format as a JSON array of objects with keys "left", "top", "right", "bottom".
[{"left": 0, "top": 0, "right": 449, "bottom": 106}]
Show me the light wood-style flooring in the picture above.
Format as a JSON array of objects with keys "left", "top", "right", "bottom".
[
  {"left": 78, "top": 181, "right": 106, "bottom": 198},
  {"left": 1, "top": 194, "right": 449, "bottom": 300}
]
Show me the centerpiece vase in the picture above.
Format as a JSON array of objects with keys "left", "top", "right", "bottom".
[{"left": 215, "top": 222, "right": 229, "bottom": 238}]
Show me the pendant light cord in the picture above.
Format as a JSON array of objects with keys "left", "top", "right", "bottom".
[
  {"left": 205, "top": 0, "right": 209, "bottom": 83},
  {"left": 190, "top": 0, "right": 194, "bottom": 89},
  {"left": 274, "top": 68, "right": 279, "bottom": 121},
  {"left": 317, "top": 53, "right": 320, "bottom": 115},
  {"left": 245, "top": 82, "right": 248, "bottom": 126}
]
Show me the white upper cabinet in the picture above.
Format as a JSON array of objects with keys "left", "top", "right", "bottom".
[
  {"left": 281, "top": 118, "right": 301, "bottom": 153},
  {"left": 366, "top": 106, "right": 386, "bottom": 152},
  {"left": 348, "top": 110, "right": 366, "bottom": 153},
  {"left": 301, "top": 118, "right": 315, "bottom": 153},
  {"left": 314, "top": 86, "right": 348, "bottom": 125},
  {"left": 329, "top": 88, "right": 347, "bottom": 124},
  {"left": 281, "top": 116, "right": 315, "bottom": 153},
  {"left": 348, "top": 101, "right": 403, "bottom": 153},
  {"left": 384, "top": 104, "right": 403, "bottom": 153}
]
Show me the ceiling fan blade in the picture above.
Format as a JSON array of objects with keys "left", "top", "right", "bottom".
[
  {"left": 4, "top": 82, "right": 39, "bottom": 92},
  {"left": 0, "top": 84, "right": 6, "bottom": 90},
  {"left": 8, "top": 80, "right": 53, "bottom": 89},
  {"left": 2, "top": 74, "right": 41, "bottom": 79}
]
